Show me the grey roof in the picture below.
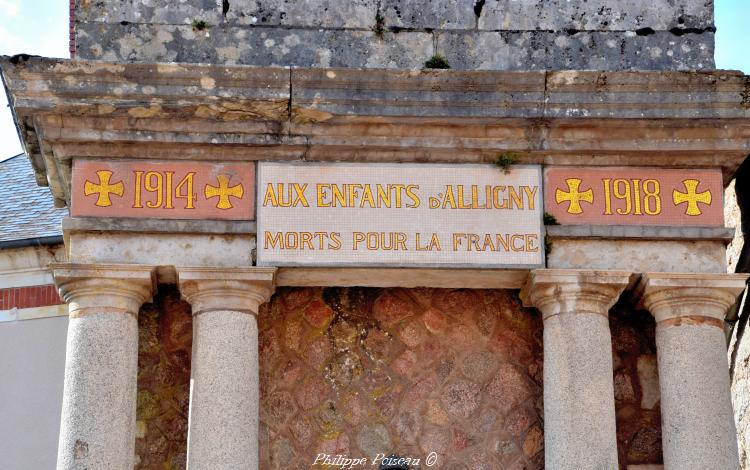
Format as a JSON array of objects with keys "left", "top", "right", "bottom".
[{"left": 0, "top": 154, "right": 66, "bottom": 243}]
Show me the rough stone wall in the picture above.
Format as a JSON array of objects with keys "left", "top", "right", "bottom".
[
  {"left": 132, "top": 286, "right": 663, "bottom": 468},
  {"left": 73, "top": 0, "right": 714, "bottom": 70},
  {"left": 135, "top": 286, "right": 192, "bottom": 470},
  {"left": 257, "top": 287, "right": 545, "bottom": 469},
  {"left": 610, "top": 302, "right": 663, "bottom": 467}
]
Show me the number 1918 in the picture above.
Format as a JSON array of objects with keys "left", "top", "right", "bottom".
[{"left": 602, "top": 178, "right": 661, "bottom": 215}]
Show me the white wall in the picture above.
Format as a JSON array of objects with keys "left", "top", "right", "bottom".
[{"left": 0, "top": 315, "right": 67, "bottom": 470}]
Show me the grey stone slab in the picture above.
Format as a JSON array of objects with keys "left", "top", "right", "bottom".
[
  {"left": 291, "top": 67, "right": 546, "bottom": 117},
  {"left": 77, "top": 0, "right": 380, "bottom": 29},
  {"left": 76, "top": 23, "right": 432, "bottom": 69},
  {"left": 224, "top": 0, "right": 380, "bottom": 28},
  {"left": 478, "top": 0, "right": 714, "bottom": 32},
  {"left": 62, "top": 217, "right": 256, "bottom": 234},
  {"left": 381, "top": 0, "right": 476, "bottom": 30},
  {"left": 437, "top": 30, "right": 714, "bottom": 71},
  {"left": 75, "top": 0, "right": 224, "bottom": 24},
  {"left": 546, "top": 225, "right": 737, "bottom": 241},
  {"left": 548, "top": 239, "right": 727, "bottom": 273}
]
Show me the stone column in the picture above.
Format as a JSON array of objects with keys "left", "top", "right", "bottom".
[
  {"left": 177, "top": 267, "right": 276, "bottom": 470},
  {"left": 638, "top": 272, "right": 748, "bottom": 470},
  {"left": 52, "top": 263, "right": 156, "bottom": 470},
  {"left": 523, "top": 269, "right": 631, "bottom": 469}
]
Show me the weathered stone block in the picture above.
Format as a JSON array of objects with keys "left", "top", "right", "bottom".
[
  {"left": 437, "top": 30, "right": 714, "bottom": 71},
  {"left": 381, "top": 0, "right": 476, "bottom": 30},
  {"left": 76, "top": 23, "right": 433, "bottom": 69},
  {"left": 478, "top": 0, "right": 714, "bottom": 31}
]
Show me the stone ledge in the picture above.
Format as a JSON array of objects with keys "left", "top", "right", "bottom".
[
  {"left": 62, "top": 217, "right": 256, "bottom": 234},
  {"left": 546, "top": 225, "right": 736, "bottom": 242}
]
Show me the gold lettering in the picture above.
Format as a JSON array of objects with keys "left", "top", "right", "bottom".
[{"left": 317, "top": 184, "right": 330, "bottom": 207}]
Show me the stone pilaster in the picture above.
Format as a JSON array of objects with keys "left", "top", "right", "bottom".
[
  {"left": 637, "top": 272, "right": 748, "bottom": 470},
  {"left": 523, "top": 269, "right": 631, "bottom": 470},
  {"left": 177, "top": 267, "right": 276, "bottom": 470},
  {"left": 52, "top": 263, "right": 156, "bottom": 470}
]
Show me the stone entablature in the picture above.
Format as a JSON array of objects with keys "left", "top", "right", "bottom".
[{"left": 3, "top": 58, "right": 750, "bottom": 208}]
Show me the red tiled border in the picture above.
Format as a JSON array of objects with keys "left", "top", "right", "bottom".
[{"left": 0, "top": 285, "right": 62, "bottom": 310}]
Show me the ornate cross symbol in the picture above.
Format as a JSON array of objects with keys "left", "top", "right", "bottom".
[
  {"left": 673, "top": 179, "right": 711, "bottom": 216},
  {"left": 84, "top": 170, "right": 124, "bottom": 207},
  {"left": 555, "top": 178, "right": 594, "bottom": 214},
  {"left": 204, "top": 174, "right": 244, "bottom": 209}
]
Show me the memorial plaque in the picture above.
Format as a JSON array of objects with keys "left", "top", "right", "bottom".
[
  {"left": 544, "top": 167, "right": 723, "bottom": 226},
  {"left": 257, "top": 162, "right": 544, "bottom": 268},
  {"left": 72, "top": 160, "right": 255, "bottom": 220}
]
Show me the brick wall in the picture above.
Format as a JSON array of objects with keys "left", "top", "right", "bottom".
[{"left": 0, "top": 284, "right": 62, "bottom": 310}]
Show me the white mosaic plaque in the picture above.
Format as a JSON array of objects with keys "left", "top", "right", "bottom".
[{"left": 257, "top": 162, "right": 544, "bottom": 268}]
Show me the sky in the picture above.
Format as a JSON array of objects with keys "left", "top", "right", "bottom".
[{"left": 0, "top": 0, "right": 749, "bottom": 161}]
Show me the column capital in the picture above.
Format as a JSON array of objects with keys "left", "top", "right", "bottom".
[
  {"left": 521, "top": 269, "right": 632, "bottom": 320},
  {"left": 177, "top": 267, "right": 277, "bottom": 315},
  {"left": 51, "top": 263, "right": 156, "bottom": 317},
  {"left": 636, "top": 272, "right": 748, "bottom": 325}
]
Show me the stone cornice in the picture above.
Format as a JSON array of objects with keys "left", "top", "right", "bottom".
[{"left": 2, "top": 56, "right": 750, "bottom": 206}]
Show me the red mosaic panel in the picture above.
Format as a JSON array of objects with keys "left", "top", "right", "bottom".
[
  {"left": 71, "top": 159, "right": 255, "bottom": 220},
  {"left": 545, "top": 167, "right": 723, "bottom": 226}
]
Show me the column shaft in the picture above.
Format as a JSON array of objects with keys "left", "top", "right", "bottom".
[
  {"left": 189, "top": 310, "right": 259, "bottom": 469},
  {"left": 655, "top": 319, "right": 737, "bottom": 469},
  {"left": 178, "top": 267, "right": 276, "bottom": 470},
  {"left": 639, "top": 273, "right": 748, "bottom": 470},
  {"left": 524, "top": 269, "right": 630, "bottom": 470},
  {"left": 52, "top": 264, "right": 155, "bottom": 470},
  {"left": 544, "top": 310, "right": 618, "bottom": 469}
]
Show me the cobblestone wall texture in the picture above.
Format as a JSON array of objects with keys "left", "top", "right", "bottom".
[
  {"left": 133, "top": 287, "right": 662, "bottom": 469},
  {"left": 135, "top": 286, "right": 192, "bottom": 470},
  {"left": 73, "top": 0, "right": 715, "bottom": 70}
]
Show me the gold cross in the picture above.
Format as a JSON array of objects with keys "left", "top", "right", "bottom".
[
  {"left": 84, "top": 170, "right": 124, "bottom": 207},
  {"left": 673, "top": 179, "right": 711, "bottom": 216},
  {"left": 555, "top": 178, "right": 594, "bottom": 214},
  {"left": 205, "top": 174, "right": 244, "bottom": 209}
]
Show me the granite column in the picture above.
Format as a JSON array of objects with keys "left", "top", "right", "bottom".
[
  {"left": 52, "top": 263, "right": 156, "bottom": 470},
  {"left": 178, "top": 267, "right": 276, "bottom": 470},
  {"left": 524, "top": 269, "right": 630, "bottom": 469},
  {"left": 638, "top": 273, "right": 747, "bottom": 470}
]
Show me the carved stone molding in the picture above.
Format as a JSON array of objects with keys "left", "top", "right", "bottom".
[
  {"left": 51, "top": 263, "right": 156, "bottom": 317},
  {"left": 522, "top": 269, "right": 633, "bottom": 320},
  {"left": 177, "top": 267, "right": 277, "bottom": 315},
  {"left": 636, "top": 272, "right": 749, "bottom": 325}
]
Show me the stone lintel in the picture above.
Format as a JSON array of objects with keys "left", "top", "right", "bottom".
[
  {"left": 275, "top": 267, "right": 530, "bottom": 289},
  {"left": 177, "top": 267, "right": 277, "bottom": 315},
  {"left": 521, "top": 268, "right": 633, "bottom": 318},
  {"left": 636, "top": 272, "right": 749, "bottom": 324},
  {"left": 50, "top": 263, "right": 156, "bottom": 316},
  {"left": 63, "top": 217, "right": 256, "bottom": 235},
  {"left": 546, "top": 225, "right": 737, "bottom": 242}
]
